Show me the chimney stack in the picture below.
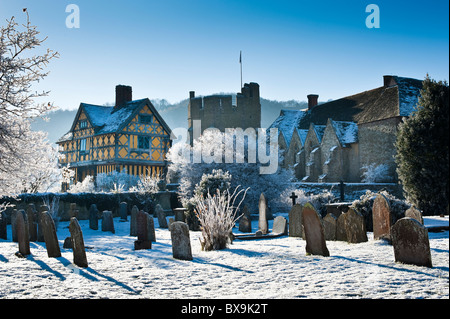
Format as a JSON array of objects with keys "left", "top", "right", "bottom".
[
  {"left": 189, "top": 91, "right": 195, "bottom": 99},
  {"left": 115, "top": 85, "right": 132, "bottom": 109},
  {"left": 307, "top": 94, "right": 319, "bottom": 110},
  {"left": 383, "top": 75, "right": 397, "bottom": 87}
]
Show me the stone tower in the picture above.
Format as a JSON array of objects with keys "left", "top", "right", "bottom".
[{"left": 187, "top": 82, "right": 261, "bottom": 144}]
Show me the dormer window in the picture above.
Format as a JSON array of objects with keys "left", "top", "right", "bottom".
[{"left": 80, "top": 120, "right": 88, "bottom": 129}]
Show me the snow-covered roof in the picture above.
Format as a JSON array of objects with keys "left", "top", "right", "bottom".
[
  {"left": 394, "top": 76, "right": 423, "bottom": 116},
  {"left": 330, "top": 119, "right": 358, "bottom": 146},
  {"left": 268, "top": 109, "right": 307, "bottom": 147}
]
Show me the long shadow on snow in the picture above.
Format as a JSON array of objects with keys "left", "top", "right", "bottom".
[{"left": 192, "top": 257, "right": 255, "bottom": 274}]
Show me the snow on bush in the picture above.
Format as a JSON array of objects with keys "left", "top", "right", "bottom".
[
  {"left": 194, "top": 186, "right": 248, "bottom": 251},
  {"left": 361, "top": 163, "right": 393, "bottom": 183},
  {"left": 67, "top": 175, "right": 95, "bottom": 193}
]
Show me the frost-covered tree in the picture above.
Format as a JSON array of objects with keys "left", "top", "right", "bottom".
[
  {"left": 0, "top": 11, "right": 59, "bottom": 200},
  {"left": 166, "top": 129, "right": 295, "bottom": 213},
  {"left": 395, "top": 76, "right": 449, "bottom": 215}
]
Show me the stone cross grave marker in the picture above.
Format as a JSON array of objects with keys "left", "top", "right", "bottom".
[
  {"left": 16, "top": 210, "right": 31, "bottom": 257},
  {"left": 101, "top": 211, "right": 115, "bottom": 234},
  {"left": 391, "top": 217, "right": 432, "bottom": 268},
  {"left": 89, "top": 204, "right": 99, "bottom": 230},
  {"left": 372, "top": 193, "right": 393, "bottom": 241},
  {"left": 258, "top": 193, "right": 269, "bottom": 234},
  {"left": 302, "top": 203, "right": 330, "bottom": 257},
  {"left": 290, "top": 192, "right": 298, "bottom": 206},
  {"left": 41, "top": 211, "right": 61, "bottom": 258},
  {"left": 345, "top": 208, "right": 368, "bottom": 244},
  {"left": 289, "top": 204, "right": 303, "bottom": 237},
  {"left": 69, "top": 217, "right": 88, "bottom": 268},
  {"left": 170, "top": 222, "right": 193, "bottom": 261}
]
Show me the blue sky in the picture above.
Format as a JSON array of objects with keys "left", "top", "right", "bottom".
[{"left": 1, "top": 0, "right": 448, "bottom": 110}]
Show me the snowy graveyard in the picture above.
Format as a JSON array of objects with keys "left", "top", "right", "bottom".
[{"left": 0, "top": 211, "right": 448, "bottom": 299}]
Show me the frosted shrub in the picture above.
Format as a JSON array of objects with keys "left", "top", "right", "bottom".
[
  {"left": 68, "top": 175, "right": 95, "bottom": 193},
  {"left": 195, "top": 186, "right": 248, "bottom": 251},
  {"left": 43, "top": 195, "right": 61, "bottom": 228},
  {"left": 361, "top": 163, "right": 393, "bottom": 183},
  {"left": 96, "top": 169, "right": 139, "bottom": 192}
]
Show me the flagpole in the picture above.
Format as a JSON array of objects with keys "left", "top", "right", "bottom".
[{"left": 240, "top": 50, "right": 243, "bottom": 89}]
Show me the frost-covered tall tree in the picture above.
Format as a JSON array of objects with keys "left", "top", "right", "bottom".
[
  {"left": 395, "top": 76, "right": 449, "bottom": 215},
  {"left": 1, "top": 11, "right": 60, "bottom": 198}
]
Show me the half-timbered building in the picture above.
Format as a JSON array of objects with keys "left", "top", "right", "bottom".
[{"left": 57, "top": 85, "right": 172, "bottom": 185}]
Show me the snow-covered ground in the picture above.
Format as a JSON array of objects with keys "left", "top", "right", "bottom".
[{"left": 0, "top": 214, "right": 448, "bottom": 299}]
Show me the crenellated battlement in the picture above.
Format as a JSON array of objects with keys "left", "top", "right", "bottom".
[{"left": 188, "top": 83, "right": 261, "bottom": 144}]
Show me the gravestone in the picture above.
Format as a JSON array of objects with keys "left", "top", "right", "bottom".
[
  {"left": 26, "top": 204, "right": 38, "bottom": 242},
  {"left": 69, "top": 217, "right": 88, "bottom": 268},
  {"left": 37, "top": 205, "right": 49, "bottom": 242},
  {"left": 174, "top": 208, "right": 187, "bottom": 222},
  {"left": 134, "top": 211, "right": 152, "bottom": 250},
  {"left": 323, "top": 213, "right": 337, "bottom": 241},
  {"left": 405, "top": 206, "right": 423, "bottom": 225},
  {"left": 345, "top": 208, "right": 368, "bottom": 243},
  {"left": 89, "top": 204, "right": 99, "bottom": 230},
  {"left": 155, "top": 204, "right": 168, "bottom": 229},
  {"left": 40, "top": 211, "right": 61, "bottom": 258},
  {"left": 11, "top": 209, "right": 18, "bottom": 242},
  {"left": 302, "top": 203, "right": 329, "bottom": 257},
  {"left": 272, "top": 216, "right": 288, "bottom": 235},
  {"left": 391, "top": 217, "right": 432, "bottom": 268},
  {"left": 147, "top": 213, "right": 156, "bottom": 242},
  {"left": 372, "top": 193, "right": 393, "bottom": 241},
  {"left": 101, "top": 211, "right": 115, "bottom": 234},
  {"left": 0, "top": 211, "right": 7, "bottom": 240},
  {"left": 238, "top": 215, "right": 252, "bottom": 233},
  {"left": 289, "top": 204, "right": 303, "bottom": 238},
  {"left": 130, "top": 205, "right": 139, "bottom": 236},
  {"left": 258, "top": 193, "right": 269, "bottom": 234},
  {"left": 119, "top": 202, "right": 128, "bottom": 221},
  {"left": 16, "top": 210, "right": 31, "bottom": 256},
  {"left": 336, "top": 213, "right": 348, "bottom": 241},
  {"left": 170, "top": 222, "right": 193, "bottom": 261}
]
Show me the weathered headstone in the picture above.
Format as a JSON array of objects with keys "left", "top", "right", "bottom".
[
  {"left": 16, "top": 210, "right": 31, "bottom": 256},
  {"left": 89, "top": 204, "right": 99, "bottom": 230},
  {"left": 170, "top": 222, "right": 193, "bottom": 261},
  {"left": 40, "top": 211, "right": 61, "bottom": 258},
  {"left": 336, "top": 212, "right": 348, "bottom": 241},
  {"left": 391, "top": 217, "right": 432, "bottom": 268},
  {"left": 405, "top": 206, "right": 423, "bottom": 225},
  {"left": 258, "top": 193, "right": 269, "bottom": 234},
  {"left": 372, "top": 193, "right": 393, "bottom": 241},
  {"left": 69, "top": 217, "right": 88, "bottom": 268},
  {"left": 302, "top": 203, "right": 329, "bottom": 257},
  {"left": 288, "top": 204, "right": 303, "bottom": 237},
  {"left": 134, "top": 211, "right": 152, "bottom": 250},
  {"left": 11, "top": 209, "right": 18, "bottom": 242},
  {"left": 323, "top": 213, "right": 337, "bottom": 241},
  {"left": 119, "top": 202, "right": 128, "bottom": 221},
  {"left": 130, "top": 205, "right": 139, "bottom": 236},
  {"left": 147, "top": 213, "right": 156, "bottom": 242},
  {"left": 101, "top": 211, "right": 115, "bottom": 234},
  {"left": 0, "top": 211, "right": 7, "bottom": 240},
  {"left": 345, "top": 208, "right": 368, "bottom": 243},
  {"left": 238, "top": 215, "right": 252, "bottom": 233},
  {"left": 272, "top": 216, "right": 288, "bottom": 235},
  {"left": 37, "top": 205, "right": 49, "bottom": 242},
  {"left": 26, "top": 204, "right": 38, "bottom": 242},
  {"left": 155, "top": 204, "right": 168, "bottom": 229}
]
